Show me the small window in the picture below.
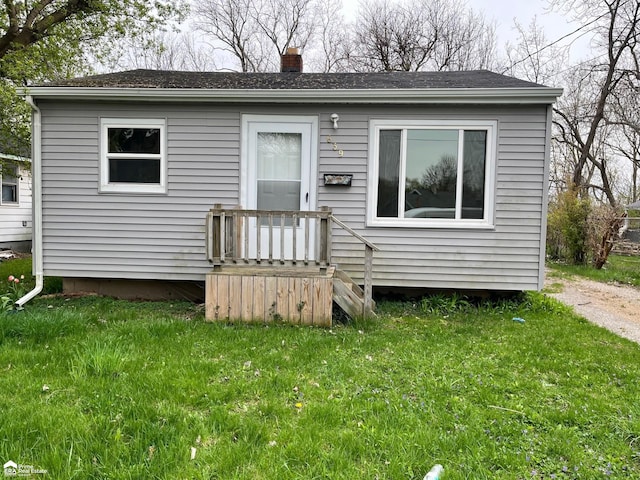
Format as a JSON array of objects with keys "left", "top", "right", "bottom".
[
  {"left": 1, "top": 164, "right": 19, "bottom": 205},
  {"left": 369, "top": 119, "right": 496, "bottom": 228},
  {"left": 100, "top": 118, "right": 166, "bottom": 193}
]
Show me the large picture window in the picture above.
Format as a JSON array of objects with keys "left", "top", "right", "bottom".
[
  {"left": 1, "top": 164, "right": 19, "bottom": 205},
  {"left": 100, "top": 118, "right": 166, "bottom": 193},
  {"left": 369, "top": 119, "right": 496, "bottom": 228}
]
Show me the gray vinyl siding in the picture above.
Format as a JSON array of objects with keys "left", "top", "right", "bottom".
[
  {"left": 39, "top": 101, "right": 550, "bottom": 290},
  {"left": 40, "top": 102, "right": 240, "bottom": 281},
  {"left": 315, "top": 105, "right": 550, "bottom": 291}
]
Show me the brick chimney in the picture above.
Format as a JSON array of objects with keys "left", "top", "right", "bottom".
[{"left": 281, "top": 47, "right": 303, "bottom": 73}]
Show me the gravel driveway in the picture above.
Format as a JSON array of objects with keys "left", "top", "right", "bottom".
[{"left": 546, "top": 274, "right": 640, "bottom": 344}]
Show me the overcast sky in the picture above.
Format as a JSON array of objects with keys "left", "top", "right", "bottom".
[{"left": 468, "top": 0, "right": 568, "bottom": 41}]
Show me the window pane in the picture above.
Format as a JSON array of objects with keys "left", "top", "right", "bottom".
[
  {"left": 2, "top": 184, "right": 17, "bottom": 203},
  {"left": 1, "top": 166, "right": 18, "bottom": 203},
  {"left": 258, "top": 178, "right": 300, "bottom": 211},
  {"left": 109, "top": 158, "right": 161, "bottom": 183},
  {"left": 258, "top": 180, "right": 301, "bottom": 226},
  {"left": 257, "top": 132, "right": 301, "bottom": 181},
  {"left": 462, "top": 130, "right": 487, "bottom": 219},
  {"left": 108, "top": 128, "right": 160, "bottom": 154},
  {"left": 404, "top": 129, "right": 458, "bottom": 219},
  {"left": 377, "top": 130, "right": 401, "bottom": 217}
]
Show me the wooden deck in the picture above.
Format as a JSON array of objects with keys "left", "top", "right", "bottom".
[
  {"left": 206, "top": 266, "right": 334, "bottom": 326},
  {"left": 204, "top": 206, "right": 379, "bottom": 326}
]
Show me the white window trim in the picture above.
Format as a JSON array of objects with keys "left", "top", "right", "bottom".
[
  {"left": 367, "top": 118, "right": 497, "bottom": 229},
  {"left": 100, "top": 118, "right": 167, "bottom": 194},
  {"left": 0, "top": 164, "right": 20, "bottom": 206}
]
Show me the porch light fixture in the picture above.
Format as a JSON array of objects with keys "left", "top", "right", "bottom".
[{"left": 330, "top": 113, "right": 339, "bottom": 129}]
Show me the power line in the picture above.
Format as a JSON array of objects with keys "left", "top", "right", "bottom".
[{"left": 506, "top": 10, "right": 609, "bottom": 72}]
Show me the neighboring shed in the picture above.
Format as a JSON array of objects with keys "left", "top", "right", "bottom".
[
  {"left": 23, "top": 52, "right": 562, "bottom": 320},
  {"left": 0, "top": 152, "right": 32, "bottom": 252}
]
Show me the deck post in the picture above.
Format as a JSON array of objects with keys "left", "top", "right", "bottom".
[
  {"left": 319, "top": 206, "right": 331, "bottom": 268},
  {"left": 210, "top": 204, "right": 223, "bottom": 269},
  {"left": 229, "top": 212, "right": 236, "bottom": 259},
  {"left": 363, "top": 245, "right": 374, "bottom": 316}
]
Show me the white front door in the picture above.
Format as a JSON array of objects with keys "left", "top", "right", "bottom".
[{"left": 242, "top": 115, "right": 318, "bottom": 261}]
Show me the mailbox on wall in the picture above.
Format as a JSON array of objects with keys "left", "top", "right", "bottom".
[{"left": 323, "top": 174, "right": 353, "bottom": 186}]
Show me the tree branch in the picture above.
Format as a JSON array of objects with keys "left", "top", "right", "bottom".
[{"left": 0, "top": 0, "right": 94, "bottom": 58}]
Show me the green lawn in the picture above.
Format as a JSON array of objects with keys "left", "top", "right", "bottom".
[
  {"left": 547, "top": 254, "right": 640, "bottom": 287},
  {"left": 0, "top": 278, "right": 639, "bottom": 479}
]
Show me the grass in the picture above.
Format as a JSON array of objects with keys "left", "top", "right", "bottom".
[
  {"left": 547, "top": 254, "right": 640, "bottom": 287},
  {"left": 0, "top": 261, "right": 639, "bottom": 478},
  {"left": 0, "top": 256, "right": 63, "bottom": 297}
]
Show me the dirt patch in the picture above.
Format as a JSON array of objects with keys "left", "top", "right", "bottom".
[{"left": 546, "top": 274, "right": 640, "bottom": 344}]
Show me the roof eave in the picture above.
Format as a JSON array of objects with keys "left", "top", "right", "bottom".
[
  {"left": 0, "top": 152, "right": 31, "bottom": 162},
  {"left": 24, "top": 87, "right": 564, "bottom": 104}
]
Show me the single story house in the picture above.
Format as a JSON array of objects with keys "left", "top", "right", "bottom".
[
  {"left": 0, "top": 152, "right": 32, "bottom": 252},
  {"left": 20, "top": 51, "right": 562, "bottom": 320}
]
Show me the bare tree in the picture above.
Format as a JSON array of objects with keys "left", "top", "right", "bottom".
[
  {"left": 553, "top": 67, "right": 620, "bottom": 206},
  {"left": 257, "top": 0, "right": 318, "bottom": 58},
  {"left": 194, "top": 0, "right": 262, "bottom": 72},
  {"left": 117, "top": 32, "right": 219, "bottom": 71},
  {"left": 503, "top": 17, "right": 570, "bottom": 84},
  {"left": 349, "top": 0, "right": 427, "bottom": 72},
  {"left": 550, "top": 0, "right": 640, "bottom": 200},
  {"left": 305, "top": 0, "right": 351, "bottom": 72},
  {"left": 608, "top": 76, "right": 640, "bottom": 202},
  {"left": 349, "top": 0, "right": 498, "bottom": 72},
  {"left": 545, "top": 0, "right": 640, "bottom": 268},
  {"left": 194, "top": 0, "right": 319, "bottom": 72},
  {"left": 429, "top": 0, "right": 498, "bottom": 71}
]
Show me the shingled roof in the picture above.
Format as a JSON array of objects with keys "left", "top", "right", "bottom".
[
  {"left": 39, "top": 69, "right": 546, "bottom": 90},
  {"left": 26, "top": 69, "right": 563, "bottom": 104}
]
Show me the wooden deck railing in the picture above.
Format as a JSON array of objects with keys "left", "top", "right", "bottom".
[
  {"left": 206, "top": 204, "right": 333, "bottom": 267},
  {"left": 205, "top": 204, "right": 379, "bottom": 314}
]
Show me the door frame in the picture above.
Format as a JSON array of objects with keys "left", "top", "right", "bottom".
[
  {"left": 240, "top": 114, "right": 319, "bottom": 261},
  {"left": 240, "top": 114, "right": 319, "bottom": 212}
]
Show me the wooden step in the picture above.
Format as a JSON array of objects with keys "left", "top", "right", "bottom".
[{"left": 332, "top": 269, "right": 376, "bottom": 319}]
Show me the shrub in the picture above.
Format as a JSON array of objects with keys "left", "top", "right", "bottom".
[
  {"left": 587, "top": 204, "right": 625, "bottom": 269},
  {"left": 547, "top": 188, "right": 624, "bottom": 269},
  {"left": 547, "top": 188, "right": 590, "bottom": 264}
]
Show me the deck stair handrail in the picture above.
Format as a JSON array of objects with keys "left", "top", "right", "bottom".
[
  {"left": 329, "top": 214, "right": 379, "bottom": 316},
  {"left": 205, "top": 204, "right": 379, "bottom": 315}
]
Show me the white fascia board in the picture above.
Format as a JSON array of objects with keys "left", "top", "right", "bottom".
[{"left": 24, "top": 87, "right": 564, "bottom": 104}]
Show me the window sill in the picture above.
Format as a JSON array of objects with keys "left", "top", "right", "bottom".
[
  {"left": 368, "top": 218, "right": 495, "bottom": 229},
  {"left": 99, "top": 184, "right": 167, "bottom": 195}
]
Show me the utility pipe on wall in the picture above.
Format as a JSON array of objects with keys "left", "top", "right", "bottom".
[{"left": 17, "top": 95, "right": 43, "bottom": 307}]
